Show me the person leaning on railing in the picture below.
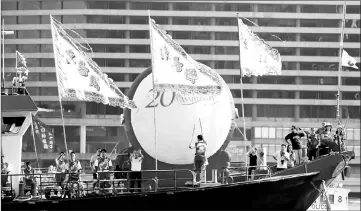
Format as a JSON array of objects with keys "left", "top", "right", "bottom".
[{"left": 23, "top": 162, "right": 36, "bottom": 187}]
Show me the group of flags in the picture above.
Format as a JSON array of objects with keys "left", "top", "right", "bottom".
[{"left": 9, "top": 15, "right": 359, "bottom": 154}]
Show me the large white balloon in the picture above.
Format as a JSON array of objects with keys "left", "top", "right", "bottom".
[{"left": 131, "top": 73, "right": 234, "bottom": 165}]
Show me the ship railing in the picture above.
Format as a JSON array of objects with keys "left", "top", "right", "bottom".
[
  {"left": 223, "top": 165, "right": 272, "bottom": 183},
  {"left": 1, "top": 169, "right": 195, "bottom": 199},
  {"left": 1, "top": 87, "right": 28, "bottom": 95}
]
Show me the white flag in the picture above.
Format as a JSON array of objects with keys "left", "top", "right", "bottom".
[
  {"left": 149, "top": 18, "right": 223, "bottom": 104},
  {"left": 342, "top": 50, "right": 358, "bottom": 69},
  {"left": 50, "top": 16, "right": 136, "bottom": 109},
  {"left": 237, "top": 18, "right": 282, "bottom": 76}
]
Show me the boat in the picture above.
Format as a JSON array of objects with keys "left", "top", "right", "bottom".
[{"left": 1, "top": 10, "right": 355, "bottom": 210}]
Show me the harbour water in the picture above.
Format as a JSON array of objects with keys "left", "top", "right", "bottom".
[{"left": 349, "top": 197, "right": 360, "bottom": 210}]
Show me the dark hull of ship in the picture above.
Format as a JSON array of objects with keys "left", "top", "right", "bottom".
[{"left": 2, "top": 173, "right": 321, "bottom": 211}]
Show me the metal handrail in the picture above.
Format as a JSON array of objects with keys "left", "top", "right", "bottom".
[
  {"left": 1, "top": 169, "right": 195, "bottom": 200},
  {"left": 221, "top": 165, "right": 272, "bottom": 183}
]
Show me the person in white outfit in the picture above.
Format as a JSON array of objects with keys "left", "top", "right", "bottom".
[{"left": 130, "top": 149, "right": 144, "bottom": 192}]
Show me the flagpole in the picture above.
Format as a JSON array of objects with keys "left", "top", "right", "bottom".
[
  {"left": 148, "top": 10, "right": 158, "bottom": 171},
  {"left": 236, "top": 14, "right": 248, "bottom": 164},
  {"left": 49, "top": 16, "right": 69, "bottom": 157},
  {"left": 336, "top": 1, "right": 347, "bottom": 124},
  {"left": 30, "top": 115, "right": 40, "bottom": 168},
  {"left": 2, "top": 19, "right": 5, "bottom": 88}
]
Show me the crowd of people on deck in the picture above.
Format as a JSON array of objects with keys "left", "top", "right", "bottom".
[{"left": 272, "top": 122, "right": 346, "bottom": 171}]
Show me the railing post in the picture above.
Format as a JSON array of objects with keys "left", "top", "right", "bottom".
[{"left": 174, "top": 171, "right": 177, "bottom": 191}]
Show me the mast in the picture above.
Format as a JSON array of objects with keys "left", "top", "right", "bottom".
[
  {"left": 148, "top": 10, "right": 158, "bottom": 171},
  {"left": 336, "top": 0, "right": 347, "bottom": 125},
  {"left": 236, "top": 14, "right": 248, "bottom": 164}
]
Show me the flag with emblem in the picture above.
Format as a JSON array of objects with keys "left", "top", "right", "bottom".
[
  {"left": 31, "top": 114, "right": 55, "bottom": 153},
  {"left": 237, "top": 18, "right": 282, "bottom": 76},
  {"left": 149, "top": 17, "right": 223, "bottom": 103},
  {"left": 50, "top": 16, "right": 136, "bottom": 109},
  {"left": 342, "top": 50, "right": 359, "bottom": 69},
  {"left": 16, "top": 50, "right": 28, "bottom": 71}
]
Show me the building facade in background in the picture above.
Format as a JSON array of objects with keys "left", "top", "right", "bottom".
[{"left": 1, "top": 1, "right": 360, "bottom": 161}]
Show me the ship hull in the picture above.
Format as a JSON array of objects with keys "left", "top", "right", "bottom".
[{"left": 2, "top": 173, "right": 321, "bottom": 211}]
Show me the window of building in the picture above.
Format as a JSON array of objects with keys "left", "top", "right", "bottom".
[
  {"left": 235, "top": 104, "right": 252, "bottom": 117},
  {"left": 215, "top": 18, "right": 237, "bottom": 26},
  {"left": 41, "top": 44, "right": 53, "bottom": 52},
  {"left": 2, "top": 2, "right": 17, "bottom": 10},
  {"left": 173, "top": 2, "right": 211, "bottom": 11},
  {"left": 87, "top": 15, "right": 110, "bottom": 24},
  {"left": 86, "top": 30, "right": 126, "bottom": 38},
  {"left": 257, "top": 76, "right": 295, "bottom": 84},
  {"left": 129, "top": 30, "right": 149, "bottom": 39},
  {"left": 198, "top": 60, "right": 213, "bottom": 68},
  {"left": 86, "top": 126, "right": 127, "bottom": 153},
  {"left": 130, "top": 2, "right": 168, "bottom": 10},
  {"left": 51, "top": 126, "right": 80, "bottom": 153},
  {"left": 258, "top": 4, "right": 296, "bottom": 13},
  {"left": 300, "top": 91, "right": 337, "bottom": 99},
  {"left": 257, "top": 33, "right": 296, "bottom": 42},
  {"left": 258, "top": 90, "right": 295, "bottom": 99},
  {"left": 300, "top": 105, "right": 336, "bottom": 119},
  {"left": 173, "top": 17, "right": 211, "bottom": 25},
  {"left": 215, "top": 46, "right": 238, "bottom": 55},
  {"left": 152, "top": 17, "right": 168, "bottom": 25},
  {"left": 232, "top": 128, "right": 252, "bottom": 141},
  {"left": 130, "top": 16, "right": 148, "bottom": 24},
  {"left": 107, "top": 73, "right": 125, "bottom": 81},
  {"left": 35, "top": 101, "right": 81, "bottom": 118},
  {"left": 107, "top": 44, "right": 125, "bottom": 53},
  {"left": 215, "top": 3, "right": 250, "bottom": 12},
  {"left": 130, "top": 45, "right": 150, "bottom": 53},
  {"left": 277, "top": 47, "right": 295, "bottom": 56},
  {"left": 26, "top": 87, "right": 40, "bottom": 96},
  {"left": 346, "top": 5, "right": 361, "bottom": 14},
  {"left": 300, "top": 48, "right": 338, "bottom": 57},
  {"left": 129, "top": 59, "right": 150, "bottom": 68},
  {"left": 345, "top": 34, "right": 360, "bottom": 43},
  {"left": 282, "top": 62, "right": 297, "bottom": 70},
  {"left": 40, "top": 73, "right": 57, "bottom": 81},
  {"left": 215, "top": 61, "right": 239, "bottom": 69},
  {"left": 343, "top": 106, "right": 360, "bottom": 119},
  {"left": 300, "top": 19, "right": 339, "bottom": 28},
  {"left": 129, "top": 73, "right": 140, "bottom": 82},
  {"left": 215, "top": 32, "right": 238, "bottom": 40},
  {"left": 41, "top": 59, "right": 55, "bottom": 67},
  {"left": 342, "top": 92, "right": 359, "bottom": 100},
  {"left": 301, "top": 5, "right": 337, "bottom": 13},
  {"left": 257, "top": 105, "right": 294, "bottom": 118},
  {"left": 300, "top": 62, "right": 338, "bottom": 71},
  {"left": 231, "top": 90, "right": 252, "bottom": 98},
  {"left": 300, "top": 33, "right": 339, "bottom": 42},
  {"left": 39, "top": 87, "right": 58, "bottom": 96},
  {"left": 107, "top": 59, "right": 126, "bottom": 67},
  {"left": 4, "top": 59, "right": 15, "bottom": 68},
  {"left": 301, "top": 76, "right": 337, "bottom": 85},
  {"left": 342, "top": 77, "right": 360, "bottom": 86},
  {"left": 258, "top": 18, "right": 296, "bottom": 27},
  {"left": 183, "top": 46, "right": 211, "bottom": 54}
]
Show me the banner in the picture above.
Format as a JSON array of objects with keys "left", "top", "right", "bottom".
[
  {"left": 50, "top": 16, "right": 136, "bottom": 109},
  {"left": 16, "top": 50, "right": 28, "bottom": 71},
  {"left": 342, "top": 50, "right": 359, "bottom": 69},
  {"left": 237, "top": 18, "right": 282, "bottom": 76},
  {"left": 149, "top": 18, "right": 223, "bottom": 103},
  {"left": 31, "top": 114, "right": 55, "bottom": 153}
]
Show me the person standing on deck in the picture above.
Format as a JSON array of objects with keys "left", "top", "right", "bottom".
[
  {"left": 307, "top": 128, "right": 320, "bottom": 161},
  {"left": 273, "top": 144, "right": 290, "bottom": 172},
  {"left": 315, "top": 122, "right": 327, "bottom": 135},
  {"left": 90, "top": 148, "right": 101, "bottom": 189},
  {"left": 23, "top": 162, "right": 36, "bottom": 187},
  {"left": 285, "top": 126, "right": 305, "bottom": 165},
  {"left": 68, "top": 152, "right": 82, "bottom": 182},
  {"left": 94, "top": 149, "right": 112, "bottom": 189},
  {"left": 286, "top": 145, "right": 296, "bottom": 168},
  {"left": 130, "top": 149, "right": 144, "bottom": 193},
  {"left": 55, "top": 152, "right": 68, "bottom": 187},
  {"left": 1, "top": 155, "right": 10, "bottom": 187},
  {"left": 189, "top": 134, "right": 207, "bottom": 183},
  {"left": 246, "top": 147, "right": 258, "bottom": 179}
]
